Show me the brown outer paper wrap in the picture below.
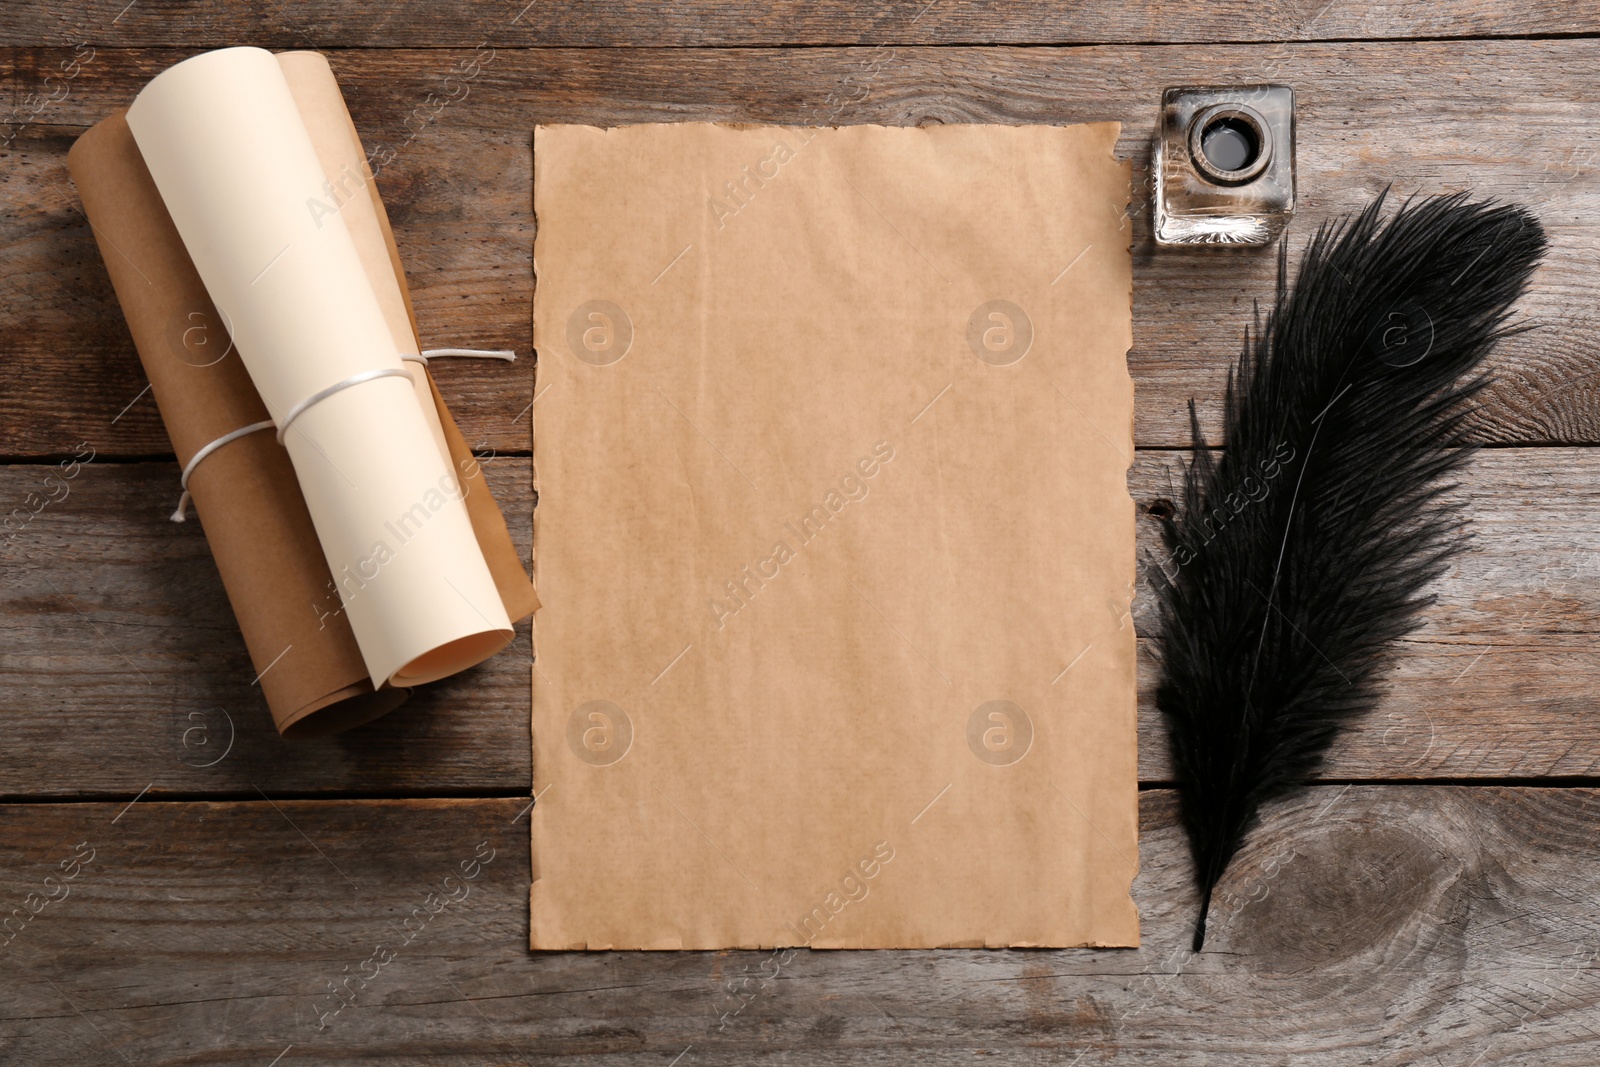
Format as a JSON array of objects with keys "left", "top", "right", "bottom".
[{"left": 67, "top": 57, "right": 536, "bottom": 736}]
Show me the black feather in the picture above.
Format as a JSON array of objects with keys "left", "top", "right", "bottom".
[{"left": 1150, "top": 191, "right": 1546, "bottom": 951}]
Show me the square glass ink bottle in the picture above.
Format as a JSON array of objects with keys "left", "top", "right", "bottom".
[{"left": 1154, "top": 85, "right": 1295, "bottom": 246}]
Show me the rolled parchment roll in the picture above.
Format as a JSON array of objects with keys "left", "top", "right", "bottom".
[
  {"left": 68, "top": 112, "right": 407, "bottom": 738},
  {"left": 125, "top": 46, "right": 515, "bottom": 687},
  {"left": 68, "top": 53, "right": 537, "bottom": 735}
]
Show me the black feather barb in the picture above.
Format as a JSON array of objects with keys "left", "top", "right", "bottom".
[{"left": 1150, "top": 191, "right": 1547, "bottom": 951}]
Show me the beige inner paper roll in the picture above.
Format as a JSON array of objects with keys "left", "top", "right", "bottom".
[
  {"left": 126, "top": 46, "right": 512, "bottom": 687},
  {"left": 273, "top": 50, "right": 539, "bottom": 626},
  {"left": 277, "top": 51, "right": 455, "bottom": 469}
]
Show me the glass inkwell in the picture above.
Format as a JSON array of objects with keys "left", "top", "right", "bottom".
[{"left": 1154, "top": 86, "right": 1295, "bottom": 246}]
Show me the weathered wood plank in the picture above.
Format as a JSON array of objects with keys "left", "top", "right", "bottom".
[
  {"left": 0, "top": 0, "right": 1592, "bottom": 48},
  {"left": 6, "top": 41, "right": 1600, "bottom": 456},
  {"left": 0, "top": 457, "right": 536, "bottom": 798},
  {"left": 1, "top": 788, "right": 1597, "bottom": 1064},
  {"left": 3, "top": 447, "right": 1598, "bottom": 797}
]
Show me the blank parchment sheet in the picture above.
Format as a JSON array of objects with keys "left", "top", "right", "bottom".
[{"left": 531, "top": 121, "right": 1137, "bottom": 950}]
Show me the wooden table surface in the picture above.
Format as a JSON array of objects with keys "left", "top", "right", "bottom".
[{"left": 6, "top": 3, "right": 1600, "bottom": 1063}]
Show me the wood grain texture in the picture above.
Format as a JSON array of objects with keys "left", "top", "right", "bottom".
[
  {"left": 1, "top": 0, "right": 1595, "bottom": 47},
  {"left": 4, "top": 447, "right": 1598, "bottom": 797},
  {"left": 6, "top": 41, "right": 1600, "bottom": 455},
  {"left": 2, "top": 23, "right": 1598, "bottom": 1066},
  {"left": 1, "top": 789, "right": 1598, "bottom": 1064}
]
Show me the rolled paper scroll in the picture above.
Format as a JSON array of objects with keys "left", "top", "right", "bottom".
[
  {"left": 126, "top": 46, "right": 515, "bottom": 687},
  {"left": 275, "top": 51, "right": 538, "bottom": 623},
  {"left": 69, "top": 54, "right": 537, "bottom": 734},
  {"left": 67, "top": 112, "right": 407, "bottom": 738}
]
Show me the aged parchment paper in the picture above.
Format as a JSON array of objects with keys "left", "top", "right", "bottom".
[{"left": 532, "top": 122, "right": 1138, "bottom": 949}]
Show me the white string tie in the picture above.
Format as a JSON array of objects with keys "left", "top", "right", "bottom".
[
  {"left": 275, "top": 367, "right": 414, "bottom": 443},
  {"left": 407, "top": 348, "right": 517, "bottom": 365},
  {"left": 171, "top": 350, "right": 515, "bottom": 522},
  {"left": 171, "top": 419, "right": 276, "bottom": 522}
]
